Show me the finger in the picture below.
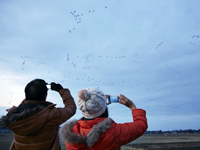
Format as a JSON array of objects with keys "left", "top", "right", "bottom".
[
  {"left": 118, "top": 95, "right": 125, "bottom": 101},
  {"left": 118, "top": 94, "right": 124, "bottom": 100},
  {"left": 107, "top": 102, "right": 111, "bottom": 105},
  {"left": 119, "top": 99, "right": 125, "bottom": 104},
  {"left": 106, "top": 95, "right": 110, "bottom": 98},
  {"left": 121, "top": 94, "right": 128, "bottom": 100}
]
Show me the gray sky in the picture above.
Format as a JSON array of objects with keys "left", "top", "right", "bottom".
[{"left": 0, "top": 0, "right": 200, "bottom": 131}]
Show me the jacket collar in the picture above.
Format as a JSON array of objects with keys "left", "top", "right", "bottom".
[
  {"left": 0, "top": 100, "right": 55, "bottom": 127},
  {"left": 0, "top": 104, "right": 46, "bottom": 127},
  {"left": 23, "top": 100, "right": 54, "bottom": 106},
  {"left": 60, "top": 118, "right": 113, "bottom": 147}
]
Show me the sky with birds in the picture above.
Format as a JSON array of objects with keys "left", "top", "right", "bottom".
[{"left": 0, "top": 0, "right": 200, "bottom": 131}]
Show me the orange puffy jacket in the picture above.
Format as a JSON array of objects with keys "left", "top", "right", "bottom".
[{"left": 60, "top": 109, "right": 147, "bottom": 150}]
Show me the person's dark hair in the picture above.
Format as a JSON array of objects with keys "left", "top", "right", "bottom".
[
  {"left": 98, "top": 107, "right": 109, "bottom": 118},
  {"left": 25, "top": 79, "right": 48, "bottom": 101}
]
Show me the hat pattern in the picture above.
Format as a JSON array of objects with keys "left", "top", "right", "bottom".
[{"left": 78, "top": 87, "right": 107, "bottom": 119}]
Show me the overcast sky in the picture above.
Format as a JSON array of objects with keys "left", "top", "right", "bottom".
[{"left": 0, "top": 0, "right": 200, "bottom": 131}]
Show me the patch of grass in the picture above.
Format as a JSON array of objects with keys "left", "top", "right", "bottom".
[
  {"left": 1, "top": 133, "right": 200, "bottom": 150},
  {"left": 122, "top": 146, "right": 145, "bottom": 150}
]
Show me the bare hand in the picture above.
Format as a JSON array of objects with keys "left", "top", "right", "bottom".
[{"left": 118, "top": 94, "right": 136, "bottom": 110}]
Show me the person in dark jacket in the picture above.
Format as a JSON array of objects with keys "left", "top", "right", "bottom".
[
  {"left": 60, "top": 87, "right": 147, "bottom": 150},
  {"left": 0, "top": 79, "right": 77, "bottom": 150}
]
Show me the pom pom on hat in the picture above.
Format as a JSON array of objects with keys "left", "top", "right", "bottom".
[
  {"left": 78, "top": 87, "right": 107, "bottom": 119},
  {"left": 78, "top": 89, "right": 90, "bottom": 101}
]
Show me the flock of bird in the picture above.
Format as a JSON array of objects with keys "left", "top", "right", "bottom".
[
  {"left": 18, "top": 52, "right": 140, "bottom": 87},
  {"left": 155, "top": 42, "right": 164, "bottom": 49},
  {"left": 68, "top": 6, "right": 108, "bottom": 34},
  {"left": 189, "top": 35, "right": 199, "bottom": 46},
  {"left": 192, "top": 35, "right": 199, "bottom": 38},
  {"left": 12, "top": 33, "right": 199, "bottom": 89},
  {"left": 0, "top": 37, "right": 198, "bottom": 106}
]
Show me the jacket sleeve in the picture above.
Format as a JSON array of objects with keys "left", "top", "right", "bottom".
[
  {"left": 115, "top": 109, "right": 148, "bottom": 146},
  {"left": 54, "top": 88, "right": 77, "bottom": 125}
]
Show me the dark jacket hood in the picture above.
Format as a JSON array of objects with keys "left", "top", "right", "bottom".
[
  {"left": 0, "top": 103, "right": 55, "bottom": 135},
  {"left": 0, "top": 105, "right": 45, "bottom": 127}
]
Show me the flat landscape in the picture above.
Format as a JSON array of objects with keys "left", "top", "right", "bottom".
[
  {"left": 123, "top": 133, "right": 200, "bottom": 150},
  {"left": 1, "top": 133, "right": 200, "bottom": 150}
]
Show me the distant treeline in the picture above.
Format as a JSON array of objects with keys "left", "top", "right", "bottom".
[
  {"left": 145, "top": 129, "right": 200, "bottom": 134},
  {"left": 1, "top": 126, "right": 200, "bottom": 134}
]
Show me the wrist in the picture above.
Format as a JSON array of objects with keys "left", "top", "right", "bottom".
[{"left": 130, "top": 104, "right": 137, "bottom": 110}]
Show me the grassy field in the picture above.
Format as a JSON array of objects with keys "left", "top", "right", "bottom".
[
  {"left": 1, "top": 133, "right": 200, "bottom": 150},
  {"left": 124, "top": 133, "right": 200, "bottom": 150}
]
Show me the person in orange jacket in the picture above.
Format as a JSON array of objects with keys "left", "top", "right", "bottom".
[
  {"left": 60, "top": 87, "right": 148, "bottom": 150},
  {"left": 0, "top": 79, "right": 76, "bottom": 150}
]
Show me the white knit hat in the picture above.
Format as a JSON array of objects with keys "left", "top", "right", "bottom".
[{"left": 77, "top": 87, "right": 107, "bottom": 119}]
